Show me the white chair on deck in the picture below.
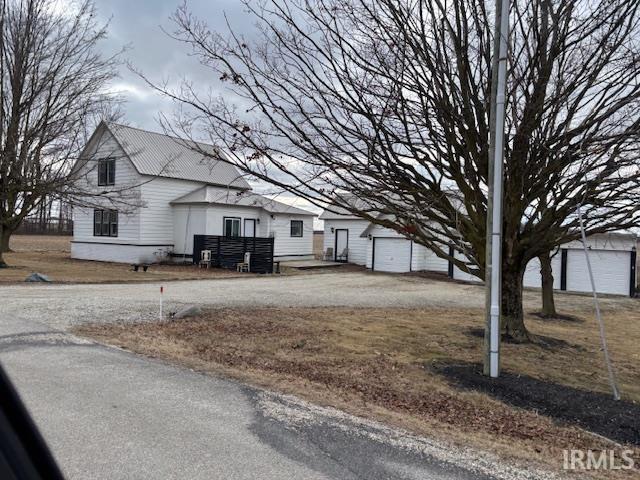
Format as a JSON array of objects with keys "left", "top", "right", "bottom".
[
  {"left": 323, "top": 247, "right": 334, "bottom": 261},
  {"left": 336, "top": 247, "right": 348, "bottom": 262},
  {"left": 199, "top": 250, "right": 212, "bottom": 268},
  {"left": 237, "top": 252, "right": 251, "bottom": 272}
]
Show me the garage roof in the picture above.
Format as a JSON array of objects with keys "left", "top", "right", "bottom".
[{"left": 319, "top": 193, "right": 379, "bottom": 220}]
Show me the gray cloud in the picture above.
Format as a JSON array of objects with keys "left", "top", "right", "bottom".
[{"left": 94, "top": 0, "right": 254, "bottom": 129}]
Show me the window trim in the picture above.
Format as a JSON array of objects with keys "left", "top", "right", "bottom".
[
  {"left": 290, "top": 220, "right": 303, "bottom": 237},
  {"left": 97, "top": 159, "right": 116, "bottom": 186},
  {"left": 223, "top": 216, "right": 241, "bottom": 237},
  {"left": 93, "top": 209, "right": 118, "bottom": 237}
]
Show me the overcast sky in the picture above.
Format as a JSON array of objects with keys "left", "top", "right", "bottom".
[
  {"left": 92, "top": 0, "right": 324, "bottom": 225},
  {"left": 93, "top": 0, "right": 251, "bottom": 129}
]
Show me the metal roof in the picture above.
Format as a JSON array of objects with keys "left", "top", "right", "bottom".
[
  {"left": 318, "top": 193, "right": 377, "bottom": 220},
  {"left": 171, "top": 185, "right": 316, "bottom": 216},
  {"left": 106, "top": 123, "right": 250, "bottom": 189}
]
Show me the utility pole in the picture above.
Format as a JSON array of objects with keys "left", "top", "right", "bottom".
[{"left": 484, "top": 0, "right": 509, "bottom": 378}]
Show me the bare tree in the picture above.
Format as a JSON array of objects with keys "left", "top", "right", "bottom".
[
  {"left": 151, "top": 0, "right": 640, "bottom": 341},
  {"left": 539, "top": 250, "right": 557, "bottom": 317},
  {"left": 0, "top": 0, "right": 122, "bottom": 266}
]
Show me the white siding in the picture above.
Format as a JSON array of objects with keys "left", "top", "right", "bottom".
[
  {"left": 140, "top": 178, "right": 208, "bottom": 245},
  {"left": 523, "top": 254, "right": 562, "bottom": 289},
  {"left": 323, "top": 219, "right": 369, "bottom": 265},
  {"left": 411, "top": 243, "right": 450, "bottom": 273},
  {"left": 410, "top": 243, "right": 428, "bottom": 271},
  {"left": 203, "top": 205, "right": 265, "bottom": 237},
  {"left": 71, "top": 242, "right": 170, "bottom": 264},
  {"left": 452, "top": 249, "right": 481, "bottom": 282},
  {"left": 72, "top": 129, "right": 143, "bottom": 252},
  {"left": 172, "top": 206, "right": 207, "bottom": 258},
  {"left": 563, "top": 234, "right": 636, "bottom": 252},
  {"left": 269, "top": 214, "right": 314, "bottom": 258}
]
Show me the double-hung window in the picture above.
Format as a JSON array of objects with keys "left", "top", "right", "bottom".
[
  {"left": 290, "top": 220, "right": 303, "bottom": 237},
  {"left": 98, "top": 159, "right": 116, "bottom": 186},
  {"left": 223, "top": 217, "right": 241, "bottom": 237},
  {"left": 94, "top": 210, "right": 118, "bottom": 237}
]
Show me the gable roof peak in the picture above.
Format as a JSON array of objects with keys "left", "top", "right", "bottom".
[{"left": 100, "top": 122, "right": 250, "bottom": 190}]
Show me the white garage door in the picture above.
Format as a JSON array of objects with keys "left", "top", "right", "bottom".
[
  {"left": 566, "top": 249, "right": 631, "bottom": 295},
  {"left": 373, "top": 238, "right": 412, "bottom": 272}
]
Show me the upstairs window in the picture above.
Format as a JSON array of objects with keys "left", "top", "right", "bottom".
[
  {"left": 98, "top": 159, "right": 115, "bottom": 186},
  {"left": 223, "top": 217, "right": 241, "bottom": 237},
  {"left": 94, "top": 210, "right": 118, "bottom": 237},
  {"left": 290, "top": 220, "right": 303, "bottom": 237}
]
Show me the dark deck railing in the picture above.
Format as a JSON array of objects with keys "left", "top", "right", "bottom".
[{"left": 192, "top": 235, "right": 275, "bottom": 274}]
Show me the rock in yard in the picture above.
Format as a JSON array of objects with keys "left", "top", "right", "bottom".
[
  {"left": 173, "top": 305, "right": 202, "bottom": 319},
  {"left": 25, "top": 272, "right": 52, "bottom": 283}
]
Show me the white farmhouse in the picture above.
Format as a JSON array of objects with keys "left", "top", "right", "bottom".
[
  {"left": 320, "top": 201, "right": 637, "bottom": 297},
  {"left": 71, "top": 122, "right": 315, "bottom": 264}
]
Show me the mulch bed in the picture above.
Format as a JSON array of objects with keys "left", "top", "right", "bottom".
[{"left": 436, "top": 362, "right": 640, "bottom": 446}]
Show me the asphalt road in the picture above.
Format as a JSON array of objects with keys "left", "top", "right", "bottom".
[{"left": 0, "top": 274, "right": 556, "bottom": 480}]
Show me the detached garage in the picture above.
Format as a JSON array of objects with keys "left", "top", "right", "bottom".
[
  {"left": 322, "top": 204, "right": 636, "bottom": 297},
  {"left": 522, "top": 233, "right": 637, "bottom": 297}
]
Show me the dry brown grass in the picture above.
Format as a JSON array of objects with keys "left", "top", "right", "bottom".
[
  {"left": 74, "top": 302, "right": 640, "bottom": 478},
  {"left": 1, "top": 235, "right": 245, "bottom": 284}
]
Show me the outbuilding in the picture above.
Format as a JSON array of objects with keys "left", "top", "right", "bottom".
[
  {"left": 522, "top": 233, "right": 636, "bottom": 297},
  {"left": 320, "top": 203, "right": 637, "bottom": 297}
]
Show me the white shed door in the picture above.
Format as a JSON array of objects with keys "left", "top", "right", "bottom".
[
  {"left": 566, "top": 249, "right": 631, "bottom": 295},
  {"left": 373, "top": 238, "right": 411, "bottom": 272}
]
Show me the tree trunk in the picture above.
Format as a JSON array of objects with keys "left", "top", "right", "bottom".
[
  {"left": 0, "top": 227, "right": 9, "bottom": 267},
  {"left": 539, "top": 251, "right": 557, "bottom": 317},
  {"left": 0, "top": 228, "right": 11, "bottom": 253},
  {"left": 501, "top": 266, "right": 530, "bottom": 342}
]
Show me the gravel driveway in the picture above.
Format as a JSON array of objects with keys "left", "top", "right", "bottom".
[{"left": 1, "top": 272, "right": 487, "bottom": 330}]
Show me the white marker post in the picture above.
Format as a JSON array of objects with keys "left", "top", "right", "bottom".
[{"left": 159, "top": 286, "right": 164, "bottom": 321}]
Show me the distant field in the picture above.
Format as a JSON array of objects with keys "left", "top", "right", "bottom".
[
  {"left": 10, "top": 234, "right": 71, "bottom": 253},
  {"left": 1, "top": 235, "right": 245, "bottom": 284}
]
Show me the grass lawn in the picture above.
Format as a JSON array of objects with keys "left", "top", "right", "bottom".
[
  {"left": 74, "top": 300, "right": 640, "bottom": 478},
  {"left": 0, "top": 235, "right": 246, "bottom": 284}
]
